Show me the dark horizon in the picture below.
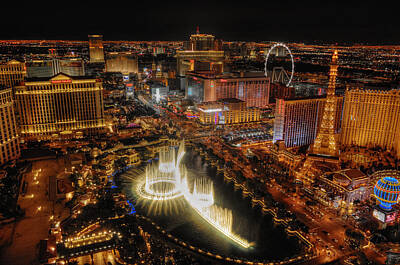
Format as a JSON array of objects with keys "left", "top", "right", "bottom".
[{"left": 1, "top": 2, "right": 399, "bottom": 44}]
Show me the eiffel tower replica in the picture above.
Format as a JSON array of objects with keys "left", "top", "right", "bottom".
[
  {"left": 295, "top": 50, "right": 341, "bottom": 186},
  {"left": 311, "top": 49, "right": 340, "bottom": 158}
]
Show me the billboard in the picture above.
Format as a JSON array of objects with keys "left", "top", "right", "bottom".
[
  {"left": 373, "top": 209, "right": 385, "bottom": 223},
  {"left": 386, "top": 211, "right": 397, "bottom": 223},
  {"left": 373, "top": 207, "right": 398, "bottom": 223}
]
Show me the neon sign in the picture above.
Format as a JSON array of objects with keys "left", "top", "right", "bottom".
[{"left": 51, "top": 79, "right": 72, "bottom": 84}]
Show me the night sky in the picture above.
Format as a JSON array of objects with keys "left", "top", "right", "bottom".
[{"left": 1, "top": 1, "right": 398, "bottom": 43}]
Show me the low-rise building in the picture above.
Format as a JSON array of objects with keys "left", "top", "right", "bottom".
[
  {"left": 197, "top": 98, "right": 260, "bottom": 125},
  {"left": 269, "top": 141, "right": 304, "bottom": 174},
  {"left": 314, "top": 169, "right": 370, "bottom": 212},
  {"left": 117, "top": 149, "right": 141, "bottom": 167}
]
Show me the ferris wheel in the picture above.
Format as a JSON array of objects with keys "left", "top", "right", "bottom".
[{"left": 264, "top": 43, "right": 294, "bottom": 87}]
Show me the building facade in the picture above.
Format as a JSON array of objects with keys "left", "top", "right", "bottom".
[
  {"left": 177, "top": 50, "right": 224, "bottom": 77},
  {"left": 88, "top": 35, "right": 105, "bottom": 63},
  {"left": 273, "top": 96, "right": 343, "bottom": 148},
  {"left": 26, "top": 58, "right": 85, "bottom": 78},
  {"left": 340, "top": 88, "right": 400, "bottom": 158},
  {"left": 177, "top": 32, "right": 224, "bottom": 77},
  {"left": 105, "top": 52, "right": 138, "bottom": 75},
  {"left": 0, "top": 87, "right": 20, "bottom": 165},
  {"left": 186, "top": 72, "right": 270, "bottom": 108},
  {"left": 189, "top": 33, "right": 216, "bottom": 51},
  {"left": 197, "top": 98, "right": 260, "bottom": 125},
  {"left": 0, "top": 60, "right": 26, "bottom": 89},
  {"left": 314, "top": 169, "right": 370, "bottom": 211},
  {"left": 269, "top": 82, "right": 296, "bottom": 103},
  {"left": 15, "top": 74, "right": 105, "bottom": 140},
  {"left": 59, "top": 58, "right": 85, "bottom": 76},
  {"left": 26, "top": 59, "right": 59, "bottom": 78}
]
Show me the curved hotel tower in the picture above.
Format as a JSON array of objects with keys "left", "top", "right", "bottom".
[
  {"left": 15, "top": 73, "right": 105, "bottom": 140},
  {"left": 0, "top": 60, "right": 26, "bottom": 89},
  {"left": 88, "top": 35, "right": 105, "bottom": 63},
  {"left": 340, "top": 88, "right": 400, "bottom": 158},
  {"left": 0, "top": 87, "right": 20, "bottom": 165}
]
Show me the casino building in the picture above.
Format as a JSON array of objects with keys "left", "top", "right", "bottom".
[
  {"left": 105, "top": 52, "right": 138, "bottom": 75},
  {"left": 26, "top": 58, "right": 85, "bottom": 78},
  {"left": 177, "top": 31, "right": 224, "bottom": 77},
  {"left": 0, "top": 87, "right": 20, "bottom": 165},
  {"left": 0, "top": 60, "right": 26, "bottom": 89},
  {"left": 197, "top": 98, "right": 260, "bottom": 125},
  {"left": 15, "top": 73, "right": 105, "bottom": 140},
  {"left": 273, "top": 96, "right": 343, "bottom": 148},
  {"left": 313, "top": 169, "right": 370, "bottom": 212},
  {"left": 186, "top": 71, "right": 270, "bottom": 108},
  {"left": 340, "top": 88, "right": 400, "bottom": 159},
  {"left": 88, "top": 35, "right": 105, "bottom": 63}
]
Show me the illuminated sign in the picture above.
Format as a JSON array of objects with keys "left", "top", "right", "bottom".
[
  {"left": 218, "top": 112, "right": 225, "bottom": 124},
  {"left": 155, "top": 88, "right": 160, "bottom": 103},
  {"left": 238, "top": 82, "right": 244, "bottom": 98},
  {"left": 51, "top": 79, "right": 72, "bottom": 84},
  {"left": 386, "top": 211, "right": 397, "bottom": 223},
  {"left": 198, "top": 108, "right": 222, "bottom": 113},
  {"left": 373, "top": 208, "right": 398, "bottom": 223},
  {"left": 373, "top": 209, "right": 385, "bottom": 222}
]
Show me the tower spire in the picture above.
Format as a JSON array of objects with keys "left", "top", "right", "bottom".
[
  {"left": 311, "top": 49, "right": 340, "bottom": 157},
  {"left": 196, "top": 26, "right": 199, "bottom": 34}
]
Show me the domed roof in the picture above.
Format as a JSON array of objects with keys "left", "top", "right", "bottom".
[{"left": 374, "top": 177, "right": 400, "bottom": 210}]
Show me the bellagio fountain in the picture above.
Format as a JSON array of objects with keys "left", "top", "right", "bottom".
[{"left": 136, "top": 140, "right": 251, "bottom": 248}]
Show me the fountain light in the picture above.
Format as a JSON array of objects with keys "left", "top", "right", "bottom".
[{"left": 136, "top": 140, "right": 251, "bottom": 248}]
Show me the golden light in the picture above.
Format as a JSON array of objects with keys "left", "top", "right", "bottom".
[{"left": 137, "top": 140, "right": 251, "bottom": 248}]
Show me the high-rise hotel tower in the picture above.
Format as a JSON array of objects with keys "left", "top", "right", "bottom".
[
  {"left": 0, "top": 87, "right": 20, "bottom": 165},
  {"left": 88, "top": 35, "right": 105, "bottom": 63},
  {"left": 0, "top": 60, "right": 26, "bottom": 89},
  {"left": 340, "top": 88, "right": 400, "bottom": 158},
  {"left": 15, "top": 73, "right": 105, "bottom": 140},
  {"left": 186, "top": 71, "right": 270, "bottom": 108},
  {"left": 273, "top": 96, "right": 343, "bottom": 148},
  {"left": 0, "top": 60, "right": 24, "bottom": 164},
  {"left": 177, "top": 31, "right": 224, "bottom": 77}
]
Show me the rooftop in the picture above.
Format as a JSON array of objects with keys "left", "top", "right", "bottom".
[
  {"left": 218, "top": 98, "right": 245, "bottom": 104},
  {"left": 341, "top": 168, "right": 368, "bottom": 180},
  {"left": 187, "top": 71, "right": 267, "bottom": 80},
  {"left": 24, "top": 73, "right": 98, "bottom": 83}
]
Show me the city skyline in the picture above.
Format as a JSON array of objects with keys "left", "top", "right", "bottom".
[{"left": 2, "top": 9, "right": 400, "bottom": 265}]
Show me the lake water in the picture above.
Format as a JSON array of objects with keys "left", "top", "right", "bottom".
[{"left": 120, "top": 146, "right": 303, "bottom": 262}]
